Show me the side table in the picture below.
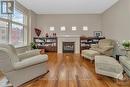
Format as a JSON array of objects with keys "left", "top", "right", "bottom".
[{"left": 116, "top": 55, "right": 122, "bottom": 61}]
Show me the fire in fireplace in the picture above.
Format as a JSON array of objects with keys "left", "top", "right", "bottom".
[{"left": 63, "top": 42, "right": 75, "bottom": 53}]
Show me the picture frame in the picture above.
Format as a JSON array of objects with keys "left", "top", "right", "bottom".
[{"left": 94, "top": 31, "right": 102, "bottom": 37}]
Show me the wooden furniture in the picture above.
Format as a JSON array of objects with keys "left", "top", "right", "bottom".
[
  {"left": 80, "top": 36, "right": 105, "bottom": 53},
  {"left": 34, "top": 37, "right": 57, "bottom": 52}
]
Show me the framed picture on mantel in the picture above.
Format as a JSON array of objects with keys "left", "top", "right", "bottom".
[{"left": 94, "top": 31, "right": 102, "bottom": 37}]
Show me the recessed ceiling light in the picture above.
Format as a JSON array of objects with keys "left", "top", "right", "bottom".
[
  {"left": 50, "top": 27, "right": 55, "bottom": 31},
  {"left": 83, "top": 26, "right": 88, "bottom": 31},
  {"left": 61, "top": 26, "right": 66, "bottom": 31},
  {"left": 72, "top": 26, "right": 77, "bottom": 31}
]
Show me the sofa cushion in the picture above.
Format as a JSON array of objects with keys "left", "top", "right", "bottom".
[
  {"left": 98, "top": 39, "right": 113, "bottom": 48},
  {"left": 14, "top": 54, "right": 48, "bottom": 69},
  {"left": 82, "top": 50, "right": 99, "bottom": 56}
]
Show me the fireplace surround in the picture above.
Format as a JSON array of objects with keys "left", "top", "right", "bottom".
[{"left": 57, "top": 35, "right": 80, "bottom": 53}]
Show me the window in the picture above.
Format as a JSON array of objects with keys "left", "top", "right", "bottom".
[
  {"left": 12, "top": 10, "right": 24, "bottom": 24},
  {"left": 10, "top": 24, "right": 24, "bottom": 46},
  {"left": 72, "top": 26, "right": 77, "bottom": 31},
  {"left": 10, "top": 9, "right": 27, "bottom": 47},
  {"left": 0, "top": 8, "right": 27, "bottom": 47},
  {"left": 0, "top": 21, "right": 8, "bottom": 43},
  {"left": 61, "top": 26, "right": 66, "bottom": 31},
  {"left": 0, "top": 1, "right": 9, "bottom": 19},
  {"left": 50, "top": 26, "right": 55, "bottom": 31},
  {"left": 0, "top": 14, "right": 8, "bottom": 19},
  {"left": 83, "top": 26, "right": 88, "bottom": 31}
]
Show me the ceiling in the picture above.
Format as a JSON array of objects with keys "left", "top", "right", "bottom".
[{"left": 17, "top": 0, "right": 119, "bottom": 14}]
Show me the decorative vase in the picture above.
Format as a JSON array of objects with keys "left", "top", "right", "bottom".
[
  {"left": 46, "top": 33, "right": 48, "bottom": 37},
  {"left": 40, "top": 49, "right": 45, "bottom": 54}
]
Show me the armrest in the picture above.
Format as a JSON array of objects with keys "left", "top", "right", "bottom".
[
  {"left": 26, "top": 49, "right": 40, "bottom": 55},
  {"left": 14, "top": 55, "right": 48, "bottom": 69},
  {"left": 92, "top": 46, "right": 113, "bottom": 54},
  {"left": 101, "top": 46, "right": 114, "bottom": 51},
  {"left": 91, "top": 44, "right": 98, "bottom": 48},
  {"left": 18, "top": 49, "right": 40, "bottom": 60}
]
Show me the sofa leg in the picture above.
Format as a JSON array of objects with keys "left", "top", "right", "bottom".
[
  {"left": 91, "top": 60, "right": 94, "bottom": 64},
  {"left": 115, "top": 73, "right": 130, "bottom": 85},
  {"left": 82, "top": 56, "right": 84, "bottom": 59},
  {"left": 115, "top": 79, "right": 127, "bottom": 85}
]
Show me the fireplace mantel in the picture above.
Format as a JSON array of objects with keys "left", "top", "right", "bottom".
[{"left": 57, "top": 35, "right": 80, "bottom": 53}]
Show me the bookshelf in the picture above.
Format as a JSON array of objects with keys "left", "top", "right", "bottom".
[
  {"left": 34, "top": 37, "right": 57, "bottom": 52},
  {"left": 80, "top": 36, "right": 105, "bottom": 53}
]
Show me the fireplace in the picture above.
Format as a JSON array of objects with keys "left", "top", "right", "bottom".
[
  {"left": 57, "top": 35, "right": 80, "bottom": 53},
  {"left": 63, "top": 42, "right": 75, "bottom": 53}
]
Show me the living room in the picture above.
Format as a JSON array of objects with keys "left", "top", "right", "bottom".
[{"left": 0, "top": 0, "right": 130, "bottom": 87}]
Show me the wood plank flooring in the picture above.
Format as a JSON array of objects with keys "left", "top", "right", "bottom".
[
  {"left": 22, "top": 53, "right": 130, "bottom": 87},
  {"left": 1, "top": 53, "right": 130, "bottom": 87}
]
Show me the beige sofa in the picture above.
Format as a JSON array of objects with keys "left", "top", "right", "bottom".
[
  {"left": 82, "top": 39, "right": 114, "bottom": 61},
  {"left": 90, "top": 39, "right": 114, "bottom": 56},
  {"left": 0, "top": 44, "right": 48, "bottom": 87}
]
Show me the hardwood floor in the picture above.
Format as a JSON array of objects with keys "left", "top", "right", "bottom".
[
  {"left": 0, "top": 52, "right": 130, "bottom": 87},
  {"left": 21, "top": 52, "right": 130, "bottom": 87}
]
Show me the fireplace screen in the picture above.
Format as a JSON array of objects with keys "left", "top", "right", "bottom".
[{"left": 63, "top": 42, "right": 75, "bottom": 53}]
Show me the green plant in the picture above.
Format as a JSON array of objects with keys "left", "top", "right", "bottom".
[
  {"left": 122, "top": 40, "right": 130, "bottom": 49},
  {"left": 30, "top": 42, "right": 37, "bottom": 49}
]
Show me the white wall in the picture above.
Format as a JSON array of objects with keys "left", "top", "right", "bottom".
[
  {"left": 102, "top": 0, "right": 130, "bottom": 42},
  {"left": 102, "top": 0, "right": 130, "bottom": 56},
  {"left": 36, "top": 14, "right": 102, "bottom": 37},
  {"left": 16, "top": 0, "right": 130, "bottom": 55}
]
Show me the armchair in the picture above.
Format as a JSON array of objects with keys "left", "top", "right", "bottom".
[
  {"left": 0, "top": 44, "right": 48, "bottom": 87},
  {"left": 90, "top": 39, "right": 114, "bottom": 56},
  {"left": 81, "top": 39, "right": 114, "bottom": 61}
]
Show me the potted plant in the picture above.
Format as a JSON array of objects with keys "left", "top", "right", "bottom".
[
  {"left": 30, "top": 42, "right": 37, "bottom": 49},
  {"left": 122, "top": 40, "right": 130, "bottom": 50}
]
